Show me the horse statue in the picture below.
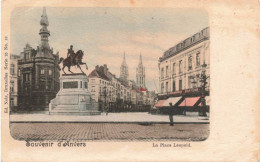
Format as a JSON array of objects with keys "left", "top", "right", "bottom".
[{"left": 58, "top": 50, "right": 88, "bottom": 74}]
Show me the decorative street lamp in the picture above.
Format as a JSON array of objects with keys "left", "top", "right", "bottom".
[{"left": 198, "top": 63, "right": 209, "bottom": 116}]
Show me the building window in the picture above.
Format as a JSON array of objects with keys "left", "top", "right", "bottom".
[
  {"left": 172, "top": 81, "right": 176, "bottom": 92},
  {"left": 172, "top": 63, "right": 176, "bottom": 75},
  {"left": 179, "top": 79, "right": 182, "bottom": 91},
  {"left": 166, "top": 82, "right": 168, "bottom": 93},
  {"left": 48, "top": 69, "right": 52, "bottom": 75},
  {"left": 10, "top": 98, "right": 14, "bottom": 107},
  {"left": 18, "top": 69, "right": 21, "bottom": 76},
  {"left": 196, "top": 52, "right": 200, "bottom": 66},
  {"left": 25, "top": 53, "right": 29, "bottom": 60},
  {"left": 166, "top": 66, "right": 169, "bottom": 77},
  {"left": 85, "top": 82, "right": 88, "bottom": 89},
  {"left": 10, "top": 81, "right": 14, "bottom": 92},
  {"left": 179, "top": 60, "right": 183, "bottom": 73},
  {"left": 40, "top": 80, "right": 45, "bottom": 90},
  {"left": 40, "top": 69, "right": 45, "bottom": 75},
  {"left": 24, "top": 73, "right": 30, "bottom": 82},
  {"left": 47, "top": 80, "right": 52, "bottom": 90},
  {"left": 188, "top": 56, "right": 192, "bottom": 70},
  {"left": 91, "top": 86, "right": 95, "bottom": 92},
  {"left": 161, "top": 83, "right": 164, "bottom": 93},
  {"left": 10, "top": 64, "right": 15, "bottom": 75},
  {"left": 161, "top": 68, "right": 164, "bottom": 79}
]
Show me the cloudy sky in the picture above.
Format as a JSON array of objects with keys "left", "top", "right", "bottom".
[{"left": 11, "top": 7, "right": 208, "bottom": 92}]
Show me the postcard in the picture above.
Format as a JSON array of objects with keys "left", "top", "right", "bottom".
[{"left": 1, "top": 0, "right": 259, "bottom": 161}]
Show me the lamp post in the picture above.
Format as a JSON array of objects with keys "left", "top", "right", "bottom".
[{"left": 198, "top": 63, "right": 209, "bottom": 116}]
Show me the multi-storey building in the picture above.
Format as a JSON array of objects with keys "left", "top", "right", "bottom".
[
  {"left": 88, "top": 63, "right": 155, "bottom": 111},
  {"left": 10, "top": 54, "right": 20, "bottom": 111},
  {"left": 158, "top": 27, "right": 210, "bottom": 95},
  {"left": 18, "top": 8, "right": 60, "bottom": 110},
  {"left": 155, "top": 27, "right": 210, "bottom": 114}
]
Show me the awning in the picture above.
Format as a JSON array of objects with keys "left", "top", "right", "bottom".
[
  {"left": 162, "top": 97, "right": 182, "bottom": 107},
  {"left": 154, "top": 100, "right": 166, "bottom": 108},
  {"left": 199, "top": 96, "right": 210, "bottom": 106},
  {"left": 179, "top": 96, "right": 201, "bottom": 107}
]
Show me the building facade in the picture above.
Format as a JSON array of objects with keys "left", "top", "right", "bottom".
[
  {"left": 88, "top": 63, "right": 155, "bottom": 112},
  {"left": 158, "top": 27, "right": 210, "bottom": 96},
  {"left": 18, "top": 8, "right": 60, "bottom": 110},
  {"left": 10, "top": 54, "right": 20, "bottom": 111},
  {"left": 136, "top": 54, "right": 146, "bottom": 88}
]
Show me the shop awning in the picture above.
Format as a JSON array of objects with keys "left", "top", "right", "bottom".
[
  {"left": 154, "top": 100, "right": 166, "bottom": 108},
  {"left": 162, "top": 97, "right": 182, "bottom": 107},
  {"left": 199, "top": 96, "right": 210, "bottom": 106},
  {"left": 179, "top": 96, "right": 201, "bottom": 107}
]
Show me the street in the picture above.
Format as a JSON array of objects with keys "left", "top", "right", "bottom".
[{"left": 10, "top": 123, "right": 209, "bottom": 141}]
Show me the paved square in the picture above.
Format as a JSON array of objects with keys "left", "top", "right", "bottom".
[{"left": 10, "top": 123, "right": 209, "bottom": 141}]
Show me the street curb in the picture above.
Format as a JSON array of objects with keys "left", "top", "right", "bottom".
[{"left": 10, "top": 121, "right": 209, "bottom": 124}]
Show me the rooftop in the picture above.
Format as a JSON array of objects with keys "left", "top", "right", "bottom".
[{"left": 159, "top": 27, "right": 209, "bottom": 62}]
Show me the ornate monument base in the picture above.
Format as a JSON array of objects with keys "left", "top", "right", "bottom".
[{"left": 49, "top": 73, "right": 101, "bottom": 115}]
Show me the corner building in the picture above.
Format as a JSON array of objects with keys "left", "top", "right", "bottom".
[
  {"left": 18, "top": 8, "right": 60, "bottom": 110},
  {"left": 155, "top": 27, "right": 210, "bottom": 114},
  {"left": 158, "top": 27, "right": 210, "bottom": 94}
]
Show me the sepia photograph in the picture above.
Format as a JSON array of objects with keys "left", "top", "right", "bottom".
[
  {"left": 9, "top": 7, "right": 210, "bottom": 141},
  {"left": 2, "top": 0, "right": 259, "bottom": 161}
]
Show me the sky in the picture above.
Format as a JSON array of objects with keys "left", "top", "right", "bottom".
[{"left": 11, "top": 7, "right": 208, "bottom": 92}]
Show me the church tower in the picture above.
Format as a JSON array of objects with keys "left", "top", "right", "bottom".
[
  {"left": 136, "top": 53, "right": 146, "bottom": 88},
  {"left": 120, "top": 52, "right": 129, "bottom": 82}
]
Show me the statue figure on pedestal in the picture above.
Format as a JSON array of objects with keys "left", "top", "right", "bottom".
[{"left": 58, "top": 45, "right": 88, "bottom": 74}]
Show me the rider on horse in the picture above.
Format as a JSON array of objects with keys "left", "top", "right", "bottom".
[
  {"left": 59, "top": 45, "right": 88, "bottom": 74},
  {"left": 67, "top": 45, "right": 76, "bottom": 65}
]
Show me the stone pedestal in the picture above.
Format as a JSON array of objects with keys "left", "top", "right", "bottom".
[{"left": 49, "top": 73, "right": 101, "bottom": 115}]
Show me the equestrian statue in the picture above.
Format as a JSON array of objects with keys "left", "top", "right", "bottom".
[{"left": 58, "top": 45, "right": 88, "bottom": 74}]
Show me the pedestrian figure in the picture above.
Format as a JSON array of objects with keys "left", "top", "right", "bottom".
[
  {"left": 106, "top": 105, "right": 109, "bottom": 116},
  {"left": 169, "top": 102, "right": 174, "bottom": 126}
]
